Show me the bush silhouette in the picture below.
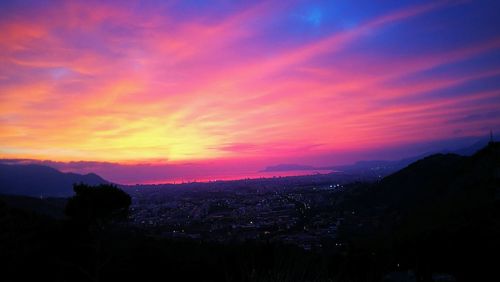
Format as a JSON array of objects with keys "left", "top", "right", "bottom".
[{"left": 65, "top": 183, "right": 131, "bottom": 226}]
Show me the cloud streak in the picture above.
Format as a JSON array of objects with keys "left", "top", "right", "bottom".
[{"left": 1, "top": 0, "right": 500, "bottom": 182}]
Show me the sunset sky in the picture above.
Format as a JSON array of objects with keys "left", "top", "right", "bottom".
[{"left": 1, "top": 0, "right": 500, "bottom": 184}]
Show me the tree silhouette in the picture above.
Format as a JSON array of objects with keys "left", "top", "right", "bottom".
[{"left": 65, "top": 183, "right": 131, "bottom": 226}]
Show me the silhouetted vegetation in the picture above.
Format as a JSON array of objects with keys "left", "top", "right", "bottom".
[
  {"left": 65, "top": 183, "right": 131, "bottom": 227},
  {"left": 0, "top": 143, "right": 499, "bottom": 281}
]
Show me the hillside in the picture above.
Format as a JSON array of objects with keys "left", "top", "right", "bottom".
[
  {"left": 335, "top": 142, "right": 500, "bottom": 280},
  {"left": 0, "top": 144, "right": 498, "bottom": 281},
  {"left": 339, "top": 142, "right": 500, "bottom": 212},
  {"left": 0, "top": 164, "right": 108, "bottom": 197},
  {"left": 0, "top": 194, "right": 66, "bottom": 218}
]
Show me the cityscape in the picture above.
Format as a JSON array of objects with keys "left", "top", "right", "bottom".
[{"left": 128, "top": 175, "right": 352, "bottom": 249}]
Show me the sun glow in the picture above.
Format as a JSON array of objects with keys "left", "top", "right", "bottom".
[{"left": 1, "top": 1, "right": 500, "bottom": 181}]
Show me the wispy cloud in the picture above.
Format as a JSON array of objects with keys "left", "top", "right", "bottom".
[{"left": 1, "top": 0, "right": 499, "bottom": 182}]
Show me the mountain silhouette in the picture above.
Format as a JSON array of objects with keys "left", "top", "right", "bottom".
[
  {"left": 0, "top": 144, "right": 498, "bottom": 281},
  {"left": 451, "top": 133, "right": 499, "bottom": 155},
  {"left": 370, "top": 141, "right": 500, "bottom": 210},
  {"left": 261, "top": 136, "right": 498, "bottom": 176},
  {"left": 0, "top": 164, "right": 108, "bottom": 197}
]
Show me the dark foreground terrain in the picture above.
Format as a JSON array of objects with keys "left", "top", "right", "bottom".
[{"left": 1, "top": 143, "right": 499, "bottom": 282}]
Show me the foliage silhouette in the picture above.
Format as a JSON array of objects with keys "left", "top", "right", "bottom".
[
  {"left": 0, "top": 143, "right": 499, "bottom": 281},
  {"left": 65, "top": 183, "right": 131, "bottom": 226}
]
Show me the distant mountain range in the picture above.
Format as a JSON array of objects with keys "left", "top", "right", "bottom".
[
  {"left": 261, "top": 135, "right": 498, "bottom": 175},
  {"left": 0, "top": 135, "right": 496, "bottom": 198},
  {"left": 261, "top": 155, "right": 426, "bottom": 176},
  {"left": 0, "top": 164, "right": 108, "bottom": 197},
  {"left": 1, "top": 141, "right": 498, "bottom": 281}
]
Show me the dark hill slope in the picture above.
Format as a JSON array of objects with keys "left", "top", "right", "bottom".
[
  {"left": 337, "top": 143, "right": 500, "bottom": 280},
  {"left": 0, "top": 194, "right": 66, "bottom": 218},
  {"left": 364, "top": 142, "right": 500, "bottom": 211},
  {"left": 0, "top": 164, "right": 108, "bottom": 197}
]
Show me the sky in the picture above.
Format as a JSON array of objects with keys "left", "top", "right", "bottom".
[{"left": 1, "top": 0, "right": 500, "bottom": 184}]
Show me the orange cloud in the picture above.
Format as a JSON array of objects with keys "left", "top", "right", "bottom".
[{"left": 0, "top": 0, "right": 499, "bottom": 173}]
